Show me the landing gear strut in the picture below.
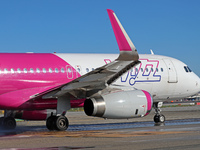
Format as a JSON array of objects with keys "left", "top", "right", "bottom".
[
  {"left": 46, "top": 115, "right": 69, "bottom": 131},
  {"left": 153, "top": 102, "right": 165, "bottom": 123}
]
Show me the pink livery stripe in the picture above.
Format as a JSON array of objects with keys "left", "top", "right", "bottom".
[
  {"left": 0, "top": 53, "right": 81, "bottom": 109},
  {"left": 142, "top": 90, "right": 153, "bottom": 116},
  {"left": 107, "top": 9, "right": 132, "bottom": 51}
]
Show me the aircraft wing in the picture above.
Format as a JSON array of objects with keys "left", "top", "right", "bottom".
[
  {"left": 36, "top": 9, "right": 140, "bottom": 100},
  {"left": 42, "top": 60, "right": 140, "bottom": 99}
]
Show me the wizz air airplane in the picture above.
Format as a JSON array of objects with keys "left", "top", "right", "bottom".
[{"left": 0, "top": 9, "right": 200, "bottom": 131}]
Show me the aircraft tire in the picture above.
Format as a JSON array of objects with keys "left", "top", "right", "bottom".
[
  {"left": 3, "top": 117, "right": 16, "bottom": 130},
  {"left": 154, "top": 114, "right": 165, "bottom": 123},
  {"left": 55, "top": 116, "right": 69, "bottom": 131},
  {"left": 159, "top": 114, "right": 165, "bottom": 123},
  {"left": 46, "top": 116, "right": 57, "bottom": 131},
  {"left": 0, "top": 117, "right": 4, "bottom": 128},
  {"left": 154, "top": 115, "right": 159, "bottom": 123}
]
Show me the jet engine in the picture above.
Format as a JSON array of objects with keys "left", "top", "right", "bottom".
[{"left": 84, "top": 90, "right": 153, "bottom": 119}]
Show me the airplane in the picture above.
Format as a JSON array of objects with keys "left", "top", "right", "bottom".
[{"left": 0, "top": 9, "right": 199, "bottom": 131}]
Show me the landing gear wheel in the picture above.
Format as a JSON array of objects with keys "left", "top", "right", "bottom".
[
  {"left": 0, "top": 117, "right": 4, "bottom": 124},
  {"left": 2, "top": 117, "right": 16, "bottom": 130},
  {"left": 46, "top": 116, "right": 57, "bottom": 131},
  {"left": 46, "top": 116, "right": 69, "bottom": 131},
  {"left": 0, "top": 117, "right": 4, "bottom": 128},
  {"left": 55, "top": 116, "right": 69, "bottom": 131},
  {"left": 154, "top": 115, "right": 159, "bottom": 123},
  {"left": 154, "top": 114, "right": 165, "bottom": 123},
  {"left": 159, "top": 114, "right": 165, "bottom": 123}
]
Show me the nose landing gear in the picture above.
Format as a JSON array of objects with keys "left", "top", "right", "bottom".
[{"left": 153, "top": 102, "right": 165, "bottom": 123}]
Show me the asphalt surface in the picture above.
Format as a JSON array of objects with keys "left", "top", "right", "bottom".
[{"left": 0, "top": 105, "right": 200, "bottom": 150}]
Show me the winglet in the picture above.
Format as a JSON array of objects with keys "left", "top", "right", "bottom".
[{"left": 107, "top": 9, "right": 139, "bottom": 61}]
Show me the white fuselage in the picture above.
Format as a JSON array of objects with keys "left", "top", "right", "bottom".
[{"left": 56, "top": 53, "right": 200, "bottom": 102}]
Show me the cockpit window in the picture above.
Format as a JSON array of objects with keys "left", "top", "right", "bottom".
[
  {"left": 184, "top": 66, "right": 192, "bottom": 73},
  {"left": 184, "top": 66, "right": 188, "bottom": 72},
  {"left": 187, "top": 66, "right": 192, "bottom": 72}
]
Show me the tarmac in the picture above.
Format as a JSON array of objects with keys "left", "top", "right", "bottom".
[{"left": 0, "top": 105, "right": 200, "bottom": 150}]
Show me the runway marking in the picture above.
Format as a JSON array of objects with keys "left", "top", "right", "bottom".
[
  {"left": 18, "top": 130, "right": 189, "bottom": 138},
  {"left": 1, "top": 146, "right": 94, "bottom": 150}
]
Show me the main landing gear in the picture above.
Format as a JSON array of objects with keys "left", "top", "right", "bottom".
[
  {"left": 153, "top": 102, "right": 165, "bottom": 123},
  {"left": 0, "top": 111, "right": 16, "bottom": 130},
  {"left": 46, "top": 96, "right": 71, "bottom": 131},
  {"left": 46, "top": 115, "right": 69, "bottom": 131}
]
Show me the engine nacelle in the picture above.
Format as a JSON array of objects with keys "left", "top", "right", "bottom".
[{"left": 84, "top": 90, "right": 153, "bottom": 119}]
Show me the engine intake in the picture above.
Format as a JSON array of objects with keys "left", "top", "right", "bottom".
[{"left": 84, "top": 94, "right": 105, "bottom": 117}]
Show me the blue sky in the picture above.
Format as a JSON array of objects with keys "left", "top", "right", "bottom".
[{"left": 0, "top": 0, "right": 199, "bottom": 76}]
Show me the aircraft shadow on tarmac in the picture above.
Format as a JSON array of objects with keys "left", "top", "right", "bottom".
[{"left": 0, "top": 118, "right": 200, "bottom": 137}]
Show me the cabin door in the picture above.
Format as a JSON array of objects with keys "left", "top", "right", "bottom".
[{"left": 163, "top": 59, "right": 178, "bottom": 83}]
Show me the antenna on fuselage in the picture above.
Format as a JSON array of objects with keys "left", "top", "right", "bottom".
[{"left": 150, "top": 49, "right": 154, "bottom": 55}]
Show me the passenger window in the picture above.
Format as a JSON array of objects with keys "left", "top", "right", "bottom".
[
  {"left": 86, "top": 68, "right": 89, "bottom": 72},
  {"left": 43, "top": 68, "right": 46, "bottom": 73},
  {"left": 30, "top": 68, "right": 34, "bottom": 73},
  {"left": 11, "top": 68, "right": 14, "bottom": 73},
  {"left": 67, "top": 68, "right": 71, "bottom": 73},
  {"left": 156, "top": 68, "right": 159, "bottom": 72},
  {"left": 24, "top": 68, "right": 28, "bottom": 73},
  {"left": 141, "top": 68, "right": 143, "bottom": 72},
  {"left": 4, "top": 68, "right": 8, "bottom": 73},
  {"left": 77, "top": 68, "right": 80, "bottom": 72},
  {"left": 151, "top": 68, "right": 154, "bottom": 72},
  {"left": 136, "top": 68, "right": 139, "bottom": 73},
  {"left": 55, "top": 68, "right": 59, "bottom": 73},
  {"left": 61, "top": 68, "right": 65, "bottom": 73},
  {"left": 36, "top": 68, "right": 40, "bottom": 73},
  {"left": 49, "top": 68, "right": 53, "bottom": 73},
  {"left": 17, "top": 68, "right": 21, "bottom": 73},
  {"left": 92, "top": 68, "right": 95, "bottom": 71},
  {"left": 145, "top": 68, "right": 148, "bottom": 72},
  {"left": 161, "top": 68, "right": 164, "bottom": 72}
]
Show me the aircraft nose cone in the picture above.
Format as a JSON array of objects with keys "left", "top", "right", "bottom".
[
  {"left": 190, "top": 73, "right": 200, "bottom": 94},
  {"left": 197, "top": 77, "right": 200, "bottom": 92},
  {"left": 195, "top": 75, "right": 200, "bottom": 92}
]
